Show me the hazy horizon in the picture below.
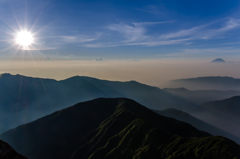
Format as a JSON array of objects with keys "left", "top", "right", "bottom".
[{"left": 1, "top": 59, "right": 240, "bottom": 87}]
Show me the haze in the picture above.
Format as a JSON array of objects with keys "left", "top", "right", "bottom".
[{"left": 0, "top": 59, "right": 239, "bottom": 87}]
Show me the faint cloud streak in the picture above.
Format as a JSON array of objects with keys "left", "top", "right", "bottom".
[
  {"left": 83, "top": 18, "right": 240, "bottom": 48},
  {"left": 135, "top": 5, "right": 161, "bottom": 14},
  {"left": 127, "top": 39, "right": 190, "bottom": 46},
  {"left": 60, "top": 33, "right": 102, "bottom": 43},
  {"left": 107, "top": 23, "right": 146, "bottom": 42}
]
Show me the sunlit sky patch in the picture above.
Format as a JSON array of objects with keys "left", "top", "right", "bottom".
[
  {"left": 0, "top": 0, "right": 240, "bottom": 60},
  {"left": 15, "top": 31, "right": 34, "bottom": 47}
]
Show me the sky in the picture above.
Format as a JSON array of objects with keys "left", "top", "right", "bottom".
[{"left": 0, "top": 0, "right": 240, "bottom": 85}]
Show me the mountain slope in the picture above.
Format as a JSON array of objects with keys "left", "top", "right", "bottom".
[
  {"left": 198, "top": 96, "right": 240, "bottom": 116},
  {"left": 0, "top": 139, "right": 27, "bottom": 159},
  {"left": 164, "top": 76, "right": 240, "bottom": 90},
  {"left": 0, "top": 73, "right": 194, "bottom": 133},
  {"left": 163, "top": 88, "right": 240, "bottom": 104},
  {"left": 190, "top": 96, "right": 240, "bottom": 139},
  {"left": 1, "top": 98, "right": 240, "bottom": 159},
  {"left": 154, "top": 108, "right": 240, "bottom": 144}
]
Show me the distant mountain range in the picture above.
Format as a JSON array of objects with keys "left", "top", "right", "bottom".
[
  {"left": 1, "top": 98, "right": 240, "bottom": 159},
  {"left": 190, "top": 96, "right": 240, "bottom": 139},
  {"left": 163, "top": 88, "right": 240, "bottom": 104},
  {"left": 154, "top": 108, "right": 240, "bottom": 144},
  {"left": 196, "top": 96, "right": 240, "bottom": 116},
  {"left": 0, "top": 73, "right": 194, "bottom": 133},
  {"left": 164, "top": 76, "right": 240, "bottom": 90},
  {"left": 0, "top": 139, "right": 27, "bottom": 159}
]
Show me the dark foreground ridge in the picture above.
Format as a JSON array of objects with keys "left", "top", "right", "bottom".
[
  {"left": 0, "top": 139, "right": 27, "bottom": 159},
  {"left": 1, "top": 98, "right": 240, "bottom": 159}
]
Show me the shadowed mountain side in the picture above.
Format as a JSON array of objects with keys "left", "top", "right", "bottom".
[
  {"left": 0, "top": 73, "right": 194, "bottom": 133},
  {"left": 153, "top": 108, "right": 240, "bottom": 144},
  {"left": 190, "top": 96, "right": 240, "bottom": 139},
  {"left": 61, "top": 76, "right": 194, "bottom": 110},
  {"left": 0, "top": 73, "right": 194, "bottom": 113},
  {"left": 0, "top": 139, "right": 27, "bottom": 159},
  {"left": 197, "top": 96, "right": 240, "bottom": 116},
  {"left": 163, "top": 88, "right": 240, "bottom": 105},
  {"left": 1, "top": 98, "right": 240, "bottom": 159},
  {"left": 0, "top": 73, "right": 58, "bottom": 112},
  {"left": 164, "top": 76, "right": 240, "bottom": 90}
]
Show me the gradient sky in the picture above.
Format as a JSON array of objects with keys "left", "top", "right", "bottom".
[
  {"left": 0, "top": 0, "right": 240, "bottom": 86},
  {"left": 0, "top": 0, "right": 240, "bottom": 60}
]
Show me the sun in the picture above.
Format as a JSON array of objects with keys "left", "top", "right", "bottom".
[{"left": 15, "top": 31, "right": 34, "bottom": 47}]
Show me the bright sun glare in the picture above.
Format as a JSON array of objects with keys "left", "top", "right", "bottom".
[{"left": 15, "top": 31, "right": 34, "bottom": 47}]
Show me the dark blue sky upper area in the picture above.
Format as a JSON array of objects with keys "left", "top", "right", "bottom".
[
  {"left": 161, "top": 0, "right": 239, "bottom": 16},
  {"left": 0, "top": 0, "right": 240, "bottom": 60}
]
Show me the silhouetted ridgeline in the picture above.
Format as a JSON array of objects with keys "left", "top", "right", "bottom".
[
  {"left": 1, "top": 98, "right": 240, "bottom": 159},
  {"left": 164, "top": 76, "right": 240, "bottom": 90},
  {"left": 0, "top": 73, "right": 194, "bottom": 133}
]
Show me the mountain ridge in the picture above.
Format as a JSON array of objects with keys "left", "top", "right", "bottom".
[
  {"left": 154, "top": 108, "right": 240, "bottom": 144},
  {"left": 1, "top": 98, "right": 240, "bottom": 159},
  {"left": 163, "top": 88, "right": 240, "bottom": 104},
  {"left": 190, "top": 95, "right": 240, "bottom": 139},
  {"left": 164, "top": 76, "right": 240, "bottom": 90},
  {"left": 0, "top": 73, "right": 194, "bottom": 133}
]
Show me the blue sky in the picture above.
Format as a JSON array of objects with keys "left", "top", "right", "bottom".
[{"left": 0, "top": 0, "right": 240, "bottom": 60}]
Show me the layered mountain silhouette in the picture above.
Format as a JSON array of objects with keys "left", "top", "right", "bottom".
[
  {"left": 154, "top": 108, "right": 240, "bottom": 144},
  {"left": 190, "top": 96, "right": 240, "bottom": 139},
  {"left": 196, "top": 96, "right": 240, "bottom": 116},
  {"left": 0, "top": 73, "right": 194, "bottom": 133},
  {"left": 1, "top": 98, "right": 240, "bottom": 159},
  {"left": 163, "top": 88, "right": 240, "bottom": 104},
  {"left": 164, "top": 76, "right": 240, "bottom": 90},
  {"left": 0, "top": 139, "right": 27, "bottom": 159}
]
